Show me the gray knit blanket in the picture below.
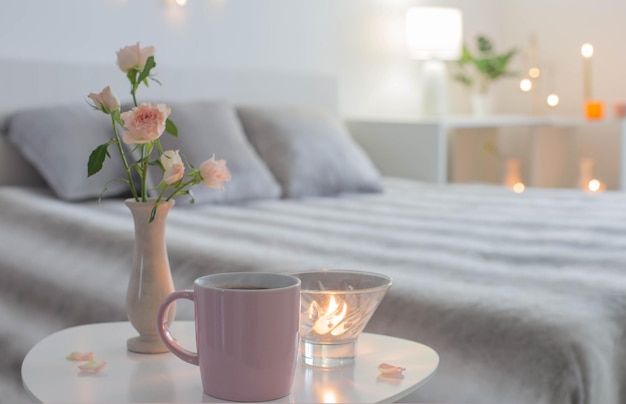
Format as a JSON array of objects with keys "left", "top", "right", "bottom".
[{"left": 2, "top": 178, "right": 626, "bottom": 404}]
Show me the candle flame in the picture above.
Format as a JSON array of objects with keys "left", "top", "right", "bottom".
[
  {"left": 311, "top": 295, "right": 349, "bottom": 336},
  {"left": 519, "top": 78, "right": 532, "bottom": 92},
  {"left": 513, "top": 182, "right": 525, "bottom": 194},
  {"left": 581, "top": 43, "right": 594, "bottom": 58},
  {"left": 588, "top": 179, "right": 602, "bottom": 192},
  {"left": 546, "top": 94, "right": 559, "bottom": 107},
  {"left": 323, "top": 390, "right": 337, "bottom": 403},
  {"left": 528, "top": 67, "right": 540, "bottom": 78}
]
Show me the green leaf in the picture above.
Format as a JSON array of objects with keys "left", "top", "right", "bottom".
[
  {"left": 143, "top": 142, "right": 154, "bottom": 157},
  {"left": 459, "top": 45, "right": 473, "bottom": 63},
  {"left": 87, "top": 144, "right": 111, "bottom": 177},
  {"left": 185, "top": 157, "right": 197, "bottom": 170},
  {"left": 98, "top": 177, "right": 127, "bottom": 203},
  {"left": 98, "top": 183, "right": 109, "bottom": 204},
  {"left": 154, "top": 139, "right": 164, "bottom": 154},
  {"left": 154, "top": 180, "right": 168, "bottom": 189},
  {"left": 150, "top": 77, "right": 162, "bottom": 86},
  {"left": 149, "top": 205, "right": 157, "bottom": 223},
  {"left": 165, "top": 119, "right": 178, "bottom": 137},
  {"left": 456, "top": 35, "right": 518, "bottom": 87},
  {"left": 452, "top": 73, "right": 472, "bottom": 87},
  {"left": 477, "top": 36, "right": 493, "bottom": 54},
  {"left": 149, "top": 159, "right": 164, "bottom": 169},
  {"left": 127, "top": 70, "right": 137, "bottom": 86},
  {"left": 133, "top": 163, "right": 144, "bottom": 178},
  {"left": 137, "top": 56, "right": 156, "bottom": 86}
]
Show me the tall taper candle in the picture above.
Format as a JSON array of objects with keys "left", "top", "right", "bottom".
[{"left": 581, "top": 43, "right": 594, "bottom": 100}]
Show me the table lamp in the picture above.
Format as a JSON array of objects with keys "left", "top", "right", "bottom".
[{"left": 405, "top": 7, "right": 462, "bottom": 118}]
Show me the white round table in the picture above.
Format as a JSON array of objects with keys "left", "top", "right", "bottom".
[{"left": 22, "top": 322, "right": 438, "bottom": 403}]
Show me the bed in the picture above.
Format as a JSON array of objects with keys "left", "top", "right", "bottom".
[{"left": 2, "top": 59, "right": 626, "bottom": 404}]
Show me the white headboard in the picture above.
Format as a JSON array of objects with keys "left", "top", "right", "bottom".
[{"left": 0, "top": 59, "right": 338, "bottom": 186}]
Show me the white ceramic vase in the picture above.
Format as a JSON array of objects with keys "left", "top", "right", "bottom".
[
  {"left": 471, "top": 92, "right": 492, "bottom": 116},
  {"left": 125, "top": 198, "right": 176, "bottom": 354}
]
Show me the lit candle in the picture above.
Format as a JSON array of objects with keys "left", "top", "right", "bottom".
[
  {"left": 519, "top": 78, "right": 533, "bottom": 92},
  {"left": 587, "top": 178, "right": 605, "bottom": 192},
  {"left": 295, "top": 270, "right": 391, "bottom": 368},
  {"left": 513, "top": 182, "right": 525, "bottom": 194},
  {"left": 581, "top": 43, "right": 593, "bottom": 100},
  {"left": 546, "top": 94, "right": 560, "bottom": 107}
]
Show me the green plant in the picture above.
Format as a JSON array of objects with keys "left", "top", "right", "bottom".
[{"left": 452, "top": 35, "right": 518, "bottom": 94}]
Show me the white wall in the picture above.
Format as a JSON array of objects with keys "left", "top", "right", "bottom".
[
  {"left": 0, "top": 0, "right": 500, "bottom": 119},
  {"left": 4, "top": 0, "right": 625, "bottom": 117}
]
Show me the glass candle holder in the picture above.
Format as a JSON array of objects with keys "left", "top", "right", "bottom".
[{"left": 291, "top": 269, "right": 392, "bottom": 368}]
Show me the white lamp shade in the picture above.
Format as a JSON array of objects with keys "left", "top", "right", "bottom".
[{"left": 405, "top": 7, "right": 463, "bottom": 60}]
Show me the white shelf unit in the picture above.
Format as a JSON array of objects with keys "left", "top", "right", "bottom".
[{"left": 347, "top": 115, "right": 626, "bottom": 190}]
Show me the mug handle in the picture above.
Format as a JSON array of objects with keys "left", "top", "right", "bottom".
[{"left": 157, "top": 290, "right": 199, "bottom": 366}]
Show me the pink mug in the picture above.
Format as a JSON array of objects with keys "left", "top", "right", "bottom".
[{"left": 157, "top": 272, "right": 301, "bottom": 402}]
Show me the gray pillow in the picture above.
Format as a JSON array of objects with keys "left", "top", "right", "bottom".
[
  {"left": 237, "top": 106, "right": 383, "bottom": 198},
  {"left": 5, "top": 102, "right": 134, "bottom": 200},
  {"left": 148, "top": 100, "right": 281, "bottom": 204}
]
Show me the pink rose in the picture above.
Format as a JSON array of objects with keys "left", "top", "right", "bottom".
[
  {"left": 87, "top": 86, "right": 120, "bottom": 113},
  {"left": 116, "top": 42, "right": 155, "bottom": 73},
  {"left": 199, "top": 156, "right": 231, "bottom": 190},
  {"left": 160, "top": 150, "right": 185, "bottom": 185},
  {"left": 120, "top": 103, "right": 171, "bottom": 145}
]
